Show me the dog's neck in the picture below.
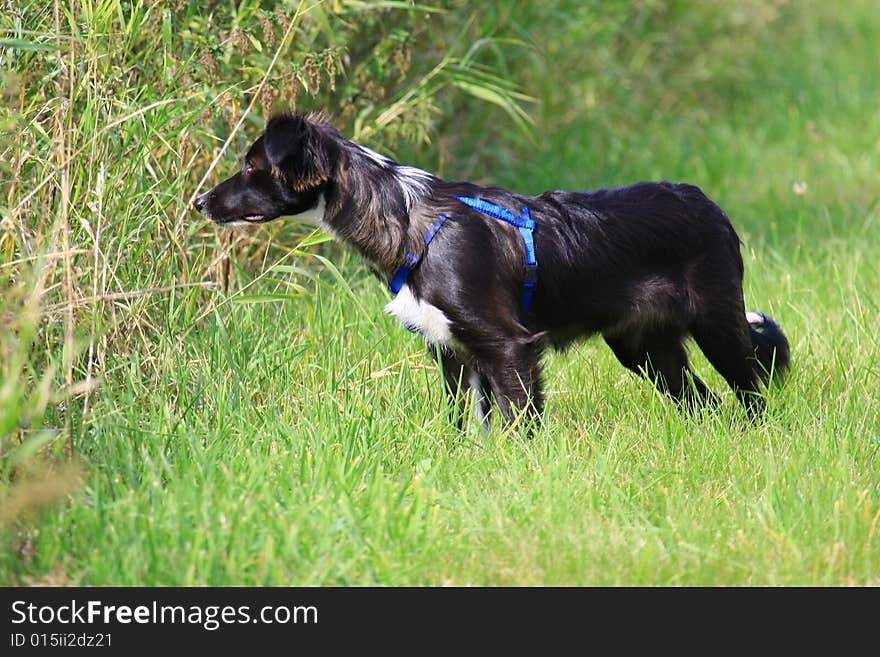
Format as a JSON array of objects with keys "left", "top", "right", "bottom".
[{"left": 319, "top": 141, "right": 438, "bottom": 277}]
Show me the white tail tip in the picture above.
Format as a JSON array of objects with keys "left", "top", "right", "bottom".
[{"left": 746, "top": 311, "right": 766, "bottom": 328}]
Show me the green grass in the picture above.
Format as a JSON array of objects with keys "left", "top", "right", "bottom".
[{"left": 2, "top": 0, "right": 879, "bottom": 585}]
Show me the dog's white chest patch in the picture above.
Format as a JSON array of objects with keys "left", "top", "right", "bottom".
[{"left": 385, "top": 285, "right": 453, "bottom": 346}]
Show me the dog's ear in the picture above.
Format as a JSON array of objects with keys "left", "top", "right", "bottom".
[
  {"left": 264, "top": 114, "right": 335, "bottom": 191},
  {"left": 524, "top": 331, "right": 549, "bottom": 354}
]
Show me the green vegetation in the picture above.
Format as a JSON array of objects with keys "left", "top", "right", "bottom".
[{"left": 1, "top": 0, "right": 878, "bottom": 585}]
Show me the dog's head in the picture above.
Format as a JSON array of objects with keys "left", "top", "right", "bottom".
[{"left": 194, "top": 113, "right": 338, "bottom": 225}]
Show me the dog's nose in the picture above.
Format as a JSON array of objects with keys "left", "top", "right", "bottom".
[{"left": 193, "top": 193, "right": 208, "bottom": 213}]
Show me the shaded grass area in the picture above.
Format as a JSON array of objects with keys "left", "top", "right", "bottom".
[{"left": 2, "top": 1, "right": 879, "bottom": 585}]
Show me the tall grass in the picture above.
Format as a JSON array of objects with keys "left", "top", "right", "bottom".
[
  {"left": 1, "top": 0, "right": 878, "bottom": 585},
  {"left": 0, "top": 0, "right": 528, "bottom": 522}
]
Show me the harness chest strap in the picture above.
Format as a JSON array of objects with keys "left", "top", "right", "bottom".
[
  {"left": 387, "top": 214, "right": 449, "bottom": 296},
  {"left": 388, "top": 196, "right": 538, "bottom": 320}
]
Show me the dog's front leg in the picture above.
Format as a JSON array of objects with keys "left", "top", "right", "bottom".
[
  {"left": 477, "top": 335, "right": 546, "bottom": 432},
  {"left": 430, "top": 347, "right": 490, "bottom": 431}
]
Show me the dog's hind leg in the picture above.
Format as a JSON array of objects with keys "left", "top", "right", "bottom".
[
  {"left": 690, "top": 310, "right": 764, "bottom": 416},
  {"left": 430, "top": 347, "right": 490, "bottom": 431},
  {"left": 685, "top": 242, "right": 768, "bottom": 416},
  {"left": 604, "top": 328, "right": 717, "bottom": 408}
]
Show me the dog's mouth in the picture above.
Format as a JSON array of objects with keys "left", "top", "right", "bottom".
[{"left": 211, "top": 214, "right": 269, "bottom": 225}]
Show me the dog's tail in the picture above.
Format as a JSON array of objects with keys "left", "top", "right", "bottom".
[{"left": 746, "top": 311, "right": 790, "bottom": 384}]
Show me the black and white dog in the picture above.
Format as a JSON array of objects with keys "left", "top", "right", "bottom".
[{"left": 194, "top": 112, "right": 789, "bottom": 428}]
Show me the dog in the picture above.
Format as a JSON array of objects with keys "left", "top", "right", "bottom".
[{"left": 194, "top": 112, "right": 790, "bottom": 429}]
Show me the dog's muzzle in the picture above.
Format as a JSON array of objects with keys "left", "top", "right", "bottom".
[{"left": 193, "top": 192, "right": 209, "bottom": 214}]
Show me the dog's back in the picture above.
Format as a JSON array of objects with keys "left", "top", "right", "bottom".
[{"left": 532, "top": 182, "right": 743, "bottom": 331}]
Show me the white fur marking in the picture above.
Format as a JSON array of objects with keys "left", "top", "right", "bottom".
[
  {"left": 395, "top": 165, "right": 433, "bottom": 209},
  {"left": 356, "top": 144, "right": 431, "bottom": 209},
  {"left": 469, "top": 371, "right": 489, "bottom": 429},
  {"left": 281, "top": 195, "right": 327, "bottom": 228},
  {"left": 746, "top": 311, "right": 765, "bottom": 328},
  {"left": 357, "top": 144, "right": 393, "bottom": 167},
  {"left": 384, "top": 285, "right": 453, "bottom": 346}
]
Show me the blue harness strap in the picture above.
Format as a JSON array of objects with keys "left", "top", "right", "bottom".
[
  {"left": 388, "top": 197, "right": 538, "bottom": 321},
  {"left": 388, "top": 214, "right": 449, "bottom": 296},
  {"left": 455, "top": 196, "right": 537, "bottom": 321}
]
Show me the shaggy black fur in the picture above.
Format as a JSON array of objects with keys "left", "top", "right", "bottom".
[{"left": 195, "top": 113, "right": 790, "bottom": 429}]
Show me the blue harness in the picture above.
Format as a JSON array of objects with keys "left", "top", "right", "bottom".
[{"left": 387, "top": 196, "right": 538, "bottom": 321}]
